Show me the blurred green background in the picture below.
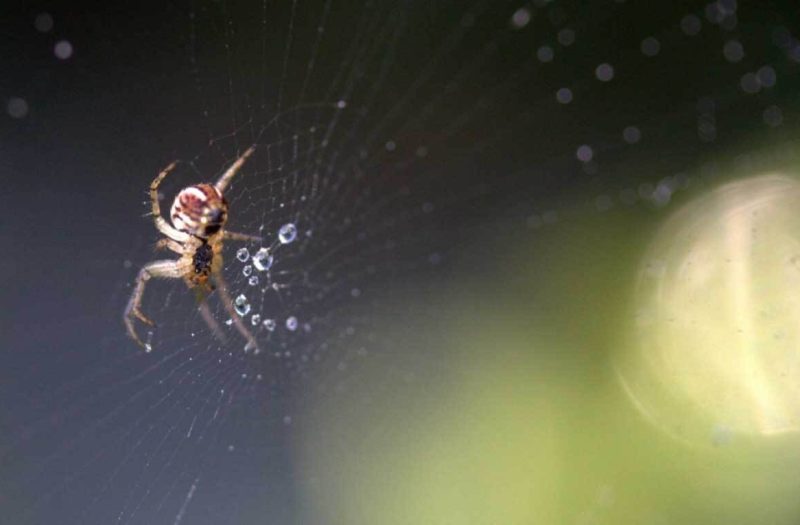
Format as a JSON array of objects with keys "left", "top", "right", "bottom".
[{"left": 296, "top": 150, "right": 800, "bottom": 525}]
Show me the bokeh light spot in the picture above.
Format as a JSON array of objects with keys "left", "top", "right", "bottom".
[{"left": 617, "top": 175, "right": 800, "bottom": 443}]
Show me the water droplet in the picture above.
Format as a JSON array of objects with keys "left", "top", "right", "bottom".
[
  {"left": 263, "top": 318, "right": 276, "bottom": 331},
  {"left": 757, "top": 65, "right": 776, "bottom": 88},
  {"left": 248, "top": 275, "right": 259, "bottom": 286},
  {"left": 595, "top": 63, "right": 614, "bottom": 82},
  {"left": 34, "top": 13, "right": 54, "bottom": 33},
  {"left": 680, "top": 14, "right": 702, "bottom": 36},
  {"left": 576, "top": 144, "right": 594, "bottom": 162},
  {"left": 640, "top": 37, "right": 660, "bottom": 57},
  {"left": 54, "top": 40, "right": 73, "bottom": 60},
  {"left": 557, "top": 28, "right": 575, "bottom": 46},
  {"left": 537, "top": 45, "right": 554, "bottom": 63},
  {"left": 234, "top": 294, "right": 251, "bottom": 316},
  {"left": 740, "top": 72, "right": 760, "bottom": 94},
  {"left": 251, "top": 314, "right": 261, "bottom": 326},
  {"left": 623, "top": 126, "right": 642, "bottom": 144},
  {"left": 144, "top": 343, "right": 152, "bottom": 353},
  {"left": 723, "top": 40, "right": 744, "bottom": 62},
  {"left": 243, "top": 265, "right": 252, "bottom": 277},
  {"left": 652, "top": 179, "right": 674, "bottom": 207},
  {"left": 286, "top": 316, "right": 298, "bottom": 331},
  {"left": 7, "top": 97, "right": 29, "bottom": 119},
  {"left": 510, "top": 7, "right": 531, "bottom": 29},
  {"left": 278, "top": 223, "right": 297, "bottom": 244},
  {"left": 252, "top": 247, "right": 274, "bottom": 271},
  {"left": 236, "top": 247, "right": 250, "bottom": 262}
]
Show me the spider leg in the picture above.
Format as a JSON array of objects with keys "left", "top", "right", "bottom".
[
  {"left": 150, "top": 161, "right": 190, "bottom": 242},
  {"left": 223, "top": 230, "right": 262, "bottom": 243},
  {"left": 211, "top": 267, "right": 260, "bottom": 352},
  {"left": 154, "top": 238, "right": 184, "bottom": 254},
  {"left": 214, "top": 145, "right": 256, "bottom": 193},
  {"left": 197, "top": 299, "right": 227, "bottom": 344},
  {"left": 190, "top": 285, "right": 228, "bottom": 345},
  {"left": 124, "top": 259, "right": 186, "bottom": 349}
]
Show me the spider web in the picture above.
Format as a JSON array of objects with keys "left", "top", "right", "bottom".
[{"left": 4, "top": 0, "right": 800, "bottom": 524}]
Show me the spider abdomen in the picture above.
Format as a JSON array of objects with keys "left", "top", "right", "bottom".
[
  {"left": 170, "top": 184, "right": 228, "bottom": 238},
  {"left": 188, "top": 241, "right": 215, "bottom": 288},
  {"left": 193, "top": 242, "right": 214, "bottom": 274}
]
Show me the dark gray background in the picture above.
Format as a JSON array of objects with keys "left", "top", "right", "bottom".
[{"left": 2, "top": 1, "right": 799, "bottom": 523}]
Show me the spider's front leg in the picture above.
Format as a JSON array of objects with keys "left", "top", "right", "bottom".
[
  {"left": 124, "top": 259, "right": 185, "bottom": 349},
  {"left": 215, "top": 145, "right": 256, "bottom": 193},
  {"left": 150, "top": 161, "right": 190, "bottom": 243}
]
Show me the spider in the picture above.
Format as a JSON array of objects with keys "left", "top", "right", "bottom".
[{"left": 124, "top": 145, "right": 261, "bottom": 352}]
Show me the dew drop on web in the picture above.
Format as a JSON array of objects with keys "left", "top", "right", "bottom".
[
  {"left": 278, "top": 223, "right": 297, "bottom": 244},
  {"left": 252, "top": 247, "right": 273, "bottom": 271},
  {"left": 233, "top": 294, "right": 251, "bottom": 316}
]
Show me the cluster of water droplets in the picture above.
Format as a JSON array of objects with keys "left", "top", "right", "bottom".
[{"left": 228, "top": 222, "right": 303, "bottom": 347}]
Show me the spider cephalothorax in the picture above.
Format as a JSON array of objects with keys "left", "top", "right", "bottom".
[{"left": 124, "top": 146, "right": 261, "bottom": 352}]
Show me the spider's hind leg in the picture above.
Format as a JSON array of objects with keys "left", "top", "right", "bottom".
[
  {"left": 210, "top": 269, "right": 260, "bottom": 352},
  {"left": 192, "top": 285, "right": 227, "bottom": 345},
  {"left": 124, "top": 259, "right": 185, "bottom": 349}
]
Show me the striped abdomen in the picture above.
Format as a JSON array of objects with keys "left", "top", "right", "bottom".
[{"left": 170, "top": 184, "right": 228, "bottom": 238}]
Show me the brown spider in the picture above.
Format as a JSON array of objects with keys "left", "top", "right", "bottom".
[{"left": 124, "top": 146, "right": 261, "bottom": 352}]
